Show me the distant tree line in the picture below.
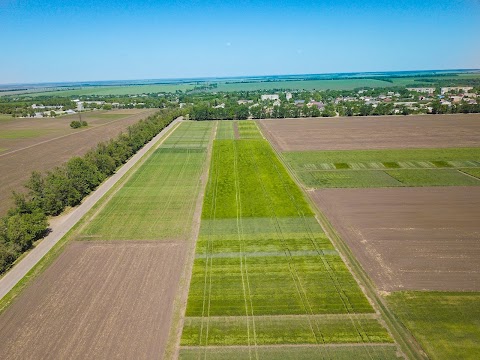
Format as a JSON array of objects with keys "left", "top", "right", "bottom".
[{"left": 0, "top": 109, "right": 184, "bottom": 274}]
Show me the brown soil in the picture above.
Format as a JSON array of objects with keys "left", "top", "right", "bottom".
[
  {"left": 311, "top": 187, "right": 480, "bottom": 291},
  {"left": 0, "top": 241, "right": 186, "bottom": 359},
  {"left": 259, "top": 114, "right": 480, "bottom": 151},
  {"left": 0, "top": 109, "right": 156, "bottom": 215}
]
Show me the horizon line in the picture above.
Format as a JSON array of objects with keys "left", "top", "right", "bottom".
[{"left": 2, "top": 68, "right": 480, "bottom": 87}]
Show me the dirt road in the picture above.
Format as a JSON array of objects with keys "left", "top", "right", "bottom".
[{"left": 0, "top": 118, "right": 181, "bottom": 301}]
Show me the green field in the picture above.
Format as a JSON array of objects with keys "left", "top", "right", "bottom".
[
  {"left": 79, "top": 121, "right": 213, "bottom": 240},
  {"left": 461, "top": 168, "right": 480, "bottom": 179},
  {"left": 387, "top": 292, "right": 480, "bottom": 360},
  {"left": 216, "top": 120, "right": 235, "bottom": 140},
  {"left": 0, "top": 129, "right": 51, "bottom": 139},
  {"left": 180, "top": 345, "right": 401, "bottom": 360},
  {"left": 28, "top": 83, "right": 196, "bottom": 97},
  {"left": 180, "top": 121, "right": 394, "bottom": 357},
  {"left": 213, "top": 79, "right": 397, "bottom": 92},
  {"left": 237, "top": 120, "right": 264, "bottom": 139},
  {"left": 283, "top": 148, "right": 480, "bottom": 188},
  {"left": 10, "top": 72, "right": 480, "bottom": 97},
  {"left": 0, "top": 114, "right": 14, "bottom": 121}
]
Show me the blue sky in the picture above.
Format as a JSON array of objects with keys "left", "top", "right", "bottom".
[{"left": 1, "top": 0, "right": 479, "bottom": 83}]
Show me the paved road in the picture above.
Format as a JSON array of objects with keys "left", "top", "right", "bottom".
[{"left": 0, "top": 117, "right": 182, "bottom": 301}]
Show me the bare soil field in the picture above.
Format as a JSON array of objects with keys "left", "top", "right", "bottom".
[
  {"left": 0, "top": 109, "right": 156, "bottom": 215},
  {"left": 311, "top": 187, "right": 480, "bottom": 291},
  {"left": 0, "top": 241, "right": 186, "bottom": 359},
  {"left": 259, "top": 114, "right": 480, "bottom": 151}
]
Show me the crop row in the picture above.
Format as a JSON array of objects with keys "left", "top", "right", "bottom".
[
  {"left": 180, "top": 344, "right": 400, "bottom": 360},
  {"left": 295, "top": 168, "right": 480, "bottom": 188},
  {"left": 80, "top": 121, "right": 214, "bottom": 240},
  {"left": 181, "top": 122, "right": 392, "bottom": 354}
]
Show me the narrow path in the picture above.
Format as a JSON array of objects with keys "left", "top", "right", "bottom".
[{"left": 0, "top": 117, "right": 182, "bottom": 301}]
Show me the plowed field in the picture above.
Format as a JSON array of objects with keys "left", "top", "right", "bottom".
[
  {"left": 259, "top": 114, "right": 480, "bottom": 151},
  {"left": 0, "top": 241, "right": 186, "bottom": 359},
  {"left": 0, "top": 109, "right": 157, "bottom": 215},
  {"left": 311, "top": 187, "right": 480, "bottom": 291}
]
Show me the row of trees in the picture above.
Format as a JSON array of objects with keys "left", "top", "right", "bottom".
[
  {"left": 0, "top": 109, "right": 184, "bottom": 274},
  {"left": 189, "top": 102, "right": 338, "bottom": 121}
]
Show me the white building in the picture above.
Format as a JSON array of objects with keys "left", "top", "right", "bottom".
[
  {"left": 407, "top": 87, "right": 436, "bottom": 94},
  {"left": 286, "top": 92, "right": 292, "bottom": 101},
  {"left": 237, "top": 100, "right": 253, "bottom": 105},
  {"left": 441, "top": 86, "right": 473, "bottom": 95},
  {"left": 261, "top": 94, "right": 279, "bottom": 101},
  {"left": 72, "top": 99, "right": 84, "bottom": 111}
]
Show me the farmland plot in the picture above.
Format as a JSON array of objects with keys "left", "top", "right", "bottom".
[
  {"left": 216, "top": 120, "right": 235, "bottom": 140},
  {"left": 387, "top": 292, "right": 480, "bottom": 360},
  {"left": 0, "top": 121, "right": 216, "bottom": 359},
  {"left": 0, "top": 241, "right": 187, "bottom": 359},
  {"left": 0, "top": 109, "right": 158, "bottom": 215},
  {"left": 80, "top": 121, "right": 214, "bottom": 240},
  {"left": 311, "top": 187, "right": 480, "bottom": 291},
  {"left": 259, "top": 114, "right": 480, "bottom": 151},
  {"left": 282, "top": 148, "right": 480, "bottom": 188},
  {"left": 180, "top": 122, "right": 397, "bottom": 359}
]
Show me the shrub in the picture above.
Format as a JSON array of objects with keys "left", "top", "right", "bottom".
[{"left": 70, "top": 120, "right": 88, "bottom": 129}]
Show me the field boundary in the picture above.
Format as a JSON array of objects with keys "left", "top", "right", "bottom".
[
  {"left": 257, "top": 120, "right": 428, "bottom": 360},
  {"left": 181, "top": 343, "right": 399, "bottom": 350},
  {"left": 0, "top": 117, "right": 182, "bottom": 304},
  {"left": 0, "top": 109, "right": 157, "bottom": 158},
  {"left": 165, "top": 121, "right": 218, "bottom": 360}
]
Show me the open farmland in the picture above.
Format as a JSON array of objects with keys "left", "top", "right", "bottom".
[
  {"left": 282, "top": 148, "right": 480, "bottom": 188},
  {"left": 212, "top": 78, "right": 397, "bottom": 92},
  {"left": 21, "top": 77, "right": 409, "bottom": 97},
  {"left": 0, "top": 121, "right": 215, "bottom": 359},
  {"left": 24, "top": 83, "right": 196, "bottom": 97},
  {"left": 0, "top": 108, "right": 157, "bottom": 215},
  {"left": 80, "top": 121, "right": 214, "bottom": 240},
  {"left": 0, "top": 241, "right": 187, "bottom": 359},
  {"left": 257, "top": 115, "right": 480, "bottom": 359},
  {"left": 259, "top": 114, "right": 480, "bottom": 151},
  {"left": 179, "top": 121, "right": 398, "bottom": 359},
  {"left": 387, "top": 292, "right": 480, "bottom": 360},
  {"left": 310, "top": 187, "right": 480, "bottom": 291}
]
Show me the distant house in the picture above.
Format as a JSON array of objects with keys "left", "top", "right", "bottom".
[
  {"left": 407, "top": 87, "right": 436, "bottom": 94},
  {"left": 213, "top": 103, "right": 225, "bottom": 109},
  {"left": 237, "top": 100, "right": 253, "bottom": 105},
  {"left": 84, "top": 101, "right": 105, "bottom": 106},
  {"left": 441, "top": 86, "right": 473, "bottom": 95},
  {"left": 286, "top": 92, "right": 293, "bottom": 101},
  {"left": 294, "top": 100, "right": 305, "bottom": 106},
  {"left": 72, "top": 99, "right": 84, "bottom": 111},
  {"left": 31, "top": 104, "right": 63, "bottom": 110},
  {"left": 261, "top": 94, "right": 279, "bottom": 101},
  {"left": 273, "top": 100, "right": 281, "bottom": 107},
  {"left": 308, "top": 100, "right": 325, "bottom": 110},
  {"left": 450, "top": 96, "right": 463, "bottom": 103}
]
